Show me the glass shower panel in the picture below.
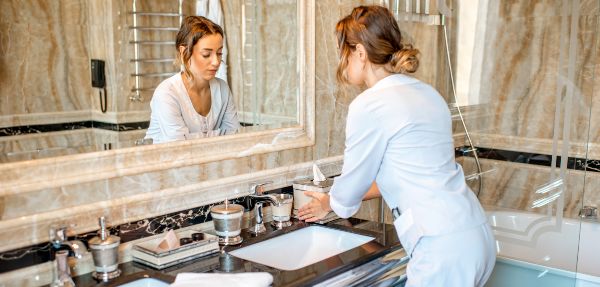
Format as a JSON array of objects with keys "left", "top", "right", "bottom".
[
  {"left": 450, "top": 1, "right": 596, "bottom": 286},
  {"left": 577, "top": 0, "right": 600, "bottom": 283}
]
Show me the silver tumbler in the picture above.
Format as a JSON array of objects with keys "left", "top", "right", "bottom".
[{"left": 211, "top": 202, "right": 244, "bottom": 245}]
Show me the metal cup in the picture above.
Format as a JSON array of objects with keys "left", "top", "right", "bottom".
[
  {"left": 271, "top": 194, "right": 293, "bottom": 222},
  {"left": 210, "top": 203, "right": 244, "bottom": 239}
]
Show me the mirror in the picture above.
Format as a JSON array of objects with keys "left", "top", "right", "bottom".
[{"left": 0, "top": 0, "right": 301, "bottom": 163}]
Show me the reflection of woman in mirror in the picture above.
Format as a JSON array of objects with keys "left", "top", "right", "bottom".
[
  {"left": 297, "top": 6, "right": 495, "bottom": 286},
  {"left": 145, "top": 16, "right": 240, "bottom": 144}
]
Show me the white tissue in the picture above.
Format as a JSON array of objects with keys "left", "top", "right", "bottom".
[
  {"left": 312, "top": 164, "right": 326, "bottom": 184},
  {"left": 169, "top": 272, "right": 273, "bottom": 287}
]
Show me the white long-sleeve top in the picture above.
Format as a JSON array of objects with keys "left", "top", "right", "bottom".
[
  {"left": 329, "top": 74, "right": 487, "bottom": 240},
  {"left": 145, "top": 73, "right": 240, "bottom": 144}
]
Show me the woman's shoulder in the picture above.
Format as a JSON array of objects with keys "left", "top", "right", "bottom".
[
  {"left": 212, "top": 77, "right": 229, "bottom": 89},
  {"left": 211, "top": 77, "right": 232, "bottom": 98},
  {"left": 152, "top": 74, "right": 185, "bottom": 103},
  {"left": 157, "top": 73, "right": 183, "bottom": 90}
]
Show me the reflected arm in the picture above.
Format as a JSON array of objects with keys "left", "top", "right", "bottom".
[
  {"left": 148, "top": 89, "right": 190, "bottom": 143},
  {"left": 219, "top": 83, "right": 241, "bottom": 135}
]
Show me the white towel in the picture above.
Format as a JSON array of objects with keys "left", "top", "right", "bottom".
[
  {"left": 169, "top": 272, "right": 273, "bottom": 287},
  {"left": 196, "top": 0, "right": 229, "bottom": 83}
]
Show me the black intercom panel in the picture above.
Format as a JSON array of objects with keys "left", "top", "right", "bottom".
[{"left": 91, "top": 59, "right": 106, "bottom": 88}]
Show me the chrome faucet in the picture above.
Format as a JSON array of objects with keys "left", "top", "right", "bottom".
[
  {"left": 49, "top": 225, "right": 88, "bottom": 287},
  {"left": 579, "top": 206, "right": 598, "bottom": 220},
  {"left": 247, "top": 181, "right": 278, "bottom": 235},
  {"left": 50, "top": 226, "right": 88, "bottom": 258}
]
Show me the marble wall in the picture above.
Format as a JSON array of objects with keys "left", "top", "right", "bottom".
[
  {"left": 455, "top": 0, "right": 600, "bottom": 218},
  {"left": 0, "top": 0, "right": 92, "bottom": 127}
]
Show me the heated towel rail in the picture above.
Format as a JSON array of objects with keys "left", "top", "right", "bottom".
[{"left": 128, "top": 0, "right": 184, "bottom": 102}]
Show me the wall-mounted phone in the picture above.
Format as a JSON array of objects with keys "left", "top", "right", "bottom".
[{"left": 91, "top": 59, "right": 107, "bottom": 113}]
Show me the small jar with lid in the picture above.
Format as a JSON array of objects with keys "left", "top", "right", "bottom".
[{"left": 210, "top": 201, "right": 244, "bottom": 245}]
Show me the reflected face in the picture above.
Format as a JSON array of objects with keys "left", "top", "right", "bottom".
[{"left": 185, "top": 33, "right": 223, "bottom": 82}]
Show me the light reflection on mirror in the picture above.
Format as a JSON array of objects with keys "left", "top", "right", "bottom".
[{"left": 0, "top": 0, "right": 299, "bottom": 163}]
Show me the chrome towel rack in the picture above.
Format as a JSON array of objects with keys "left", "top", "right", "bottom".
[
  {"left": 128, "top": 0, "right": 184, "bottom": 102},
  {"left": 390, "top": 0, "right": 445, "bottom": 26}
]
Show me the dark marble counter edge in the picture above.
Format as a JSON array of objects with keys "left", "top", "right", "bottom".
[
  {"left": 0, "top": 121, "right": 150, "bottom": 136},
  {"left": 74, "top": 218, "right": 402, "bottom": 287},
  {"left": 0, "top": 121, "right": 255, "bottom": 136},
  {"left": 455, "top": 146, "right": 600, "bottom": 173}
]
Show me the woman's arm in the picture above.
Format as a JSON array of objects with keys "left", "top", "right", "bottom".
[
  {"left": 149, "top": 89, "right": 190, "bottom": 143},
  {"left": 327, "top": 101, "right": 387, "bottom": 218},
  {"left": 363, "top": 182, "right": 381, "bottom": 200},
  {"left": 218, "top": 83, "right": 241, "bottom": 135},
  {"left": 298, "top": 181, "right": 381, "bottom": 222}
]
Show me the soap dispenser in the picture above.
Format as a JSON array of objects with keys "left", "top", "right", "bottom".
[{"left": 88, "top": 217, "right": 121, "bottom": 281}]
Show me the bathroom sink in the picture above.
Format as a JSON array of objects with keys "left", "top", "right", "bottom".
[
  {"left": 117, "top": 278, "right": 170, "bottom": 287},
  {"left": 228, "top": 225, "right": 374, "bottom": 271}
]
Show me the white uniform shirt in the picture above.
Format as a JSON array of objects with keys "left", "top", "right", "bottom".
[
  {"left": 329, "top": 74, "right": 487, "bottom": 247},
  {"left": 146, "top": 73, "right": 241, "bottom": 144}
]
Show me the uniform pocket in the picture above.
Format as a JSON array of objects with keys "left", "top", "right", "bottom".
[{"left": 393, "top": 208, "right": 423, "bottom": 257}]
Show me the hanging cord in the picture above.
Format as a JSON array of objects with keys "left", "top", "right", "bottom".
[
  {"left": 441, "top": 15, "right": 483, "bottom": 197},
  {"left": 99, "top": 87, "right": 107, "bottom": 113}
]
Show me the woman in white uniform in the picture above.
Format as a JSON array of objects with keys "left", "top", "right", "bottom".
[
  {"left": 297, "top": 6, "right": 496, "bottom": 286},
  {"left": 146, "top": 16, "right": 240, "bottom": 144}
]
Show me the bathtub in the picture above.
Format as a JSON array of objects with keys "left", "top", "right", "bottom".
[{"left": 485, "top": 210, "right": 600, "bottom": 287}]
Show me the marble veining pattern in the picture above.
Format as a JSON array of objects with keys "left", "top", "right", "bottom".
[{"left": 462, "top": 1, "right": 599, "bottom": 152}]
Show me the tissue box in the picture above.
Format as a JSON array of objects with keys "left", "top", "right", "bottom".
[
  {"left": 292, "top": 178, "right": 333, "bottom": 217},
  {"left": 132, "top": 230, "right": 219, "bottom": 269}
]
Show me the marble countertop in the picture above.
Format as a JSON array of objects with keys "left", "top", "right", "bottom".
[{"left": 72, "top": 218, "right": 404, "bottom": 287}]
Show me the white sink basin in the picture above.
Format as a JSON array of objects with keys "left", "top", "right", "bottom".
[
  {"left": 118, "top": 278, "right": 170, "bottom": 287},
  {"left": 229, "top": 225, "right": 374, "bottom": 271}
]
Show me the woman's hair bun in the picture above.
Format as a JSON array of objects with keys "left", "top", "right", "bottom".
[{"left": 390, "top": 45, "right": 419, "bottom": 74}]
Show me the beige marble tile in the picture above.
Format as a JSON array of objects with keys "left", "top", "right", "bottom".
[
  {"left": 493, "top": 1, "right": 599, "bottom": 18},
  {"left": 463, "top": 13, "right": 597, "bottom": 144},
  {"left": 460, "top": 157, "right": 593, "bottom": 219},
  {"left": 0, "top": 129, "right": 99, "bottom": 163},
  {"left": 586, "top": 17, "right": 600, "bottom": 146},
  {"left": 1, "top": 2, "right": 92, "bottom": 117}
]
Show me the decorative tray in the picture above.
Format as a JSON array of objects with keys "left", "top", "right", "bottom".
[{"left": 132, "top": 230, "right": 219, "bottom": 269}]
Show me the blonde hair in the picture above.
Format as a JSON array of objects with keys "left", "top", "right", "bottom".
[
  {"left": 175, "top": 16, "right": 224, "bottom": 81},
  {"left": 335, "top": 6, "right": 419, "bottom": 84}
]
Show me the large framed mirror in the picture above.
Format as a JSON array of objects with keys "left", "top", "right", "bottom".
[{"left": 0, "top": 0, "right": 315, "bottom": 192}]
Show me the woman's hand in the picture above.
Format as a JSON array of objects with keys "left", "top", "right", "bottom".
[{"left": 297, "top": 191, "right": 332, "bottom": 222}]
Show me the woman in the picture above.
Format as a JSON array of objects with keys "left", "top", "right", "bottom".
[
  {"left": 298, "top": 6, "right": 495, "bottom": 286},
  {"left": 145, "top": 16, "right": 240, "bottom": 144}
]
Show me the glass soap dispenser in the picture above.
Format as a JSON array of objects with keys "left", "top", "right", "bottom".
[{"left": 88, "top": 217, "right": 121, "bottom": 281}]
